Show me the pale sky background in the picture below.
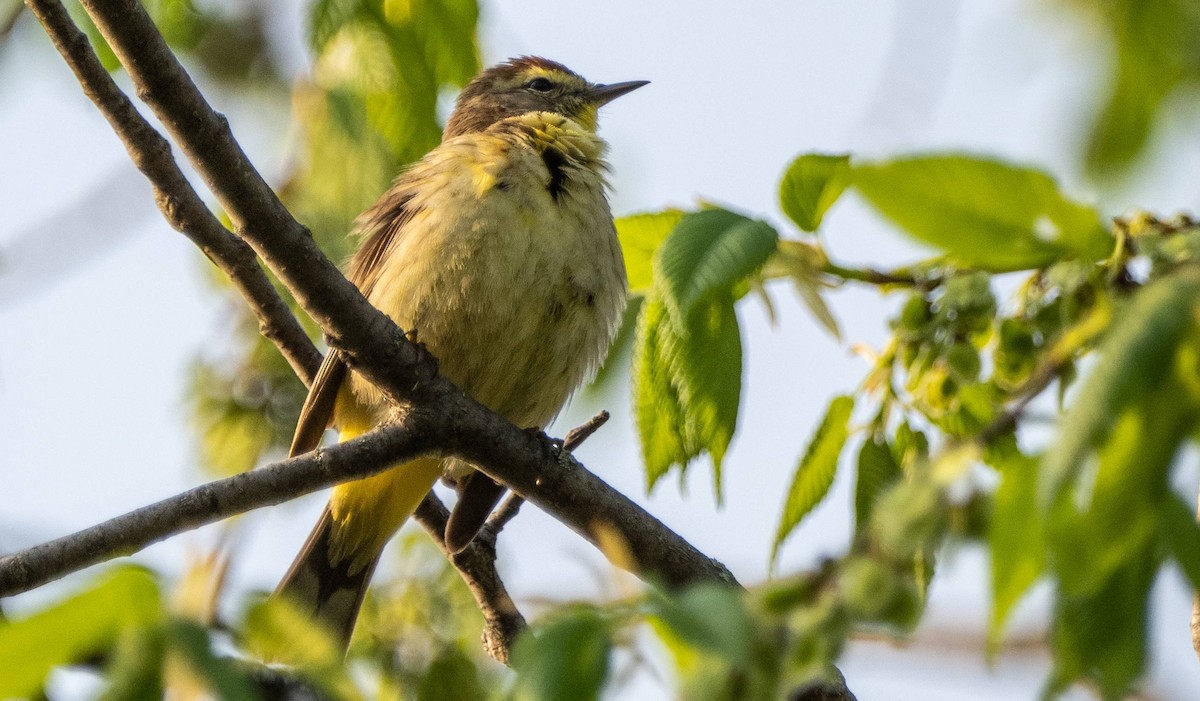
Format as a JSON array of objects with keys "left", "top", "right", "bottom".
[{"left": 4, "top": 1, "right": 1200, "bottom": 699}]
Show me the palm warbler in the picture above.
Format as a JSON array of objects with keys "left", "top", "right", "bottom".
[{"left": 276, "top": 56, "right": 645, "bottom": 646}]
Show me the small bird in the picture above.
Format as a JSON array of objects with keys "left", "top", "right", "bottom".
[{"left": 276, "top": 56, "right": 644, "bottom": 647}]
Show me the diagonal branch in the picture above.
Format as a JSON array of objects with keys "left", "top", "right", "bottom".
[
  {"left": 24, "top": 0, "right": 737, "bottom": 599},
  {"left": 24, "top": 0, "right": 321, "bottom": 385}
]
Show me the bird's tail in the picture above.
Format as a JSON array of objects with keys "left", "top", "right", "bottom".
[{"left": 274, "top": 506, "right": 382, "bottom": 650}]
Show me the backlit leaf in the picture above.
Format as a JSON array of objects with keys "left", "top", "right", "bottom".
[
  {"left": 779, "top": 153, "right": 851, "bottom": 232},
  {"left": 772, "top": 396, "right": 855, "bottom": 566},
  {"left": 616, "top": 209, "right": 685, "bottom": 295},
  {"left": 852, "top": 155, "right": 1112, "bottom": 270},
  {"left": 655, "top": 209, "right": 778, "bottom": 326}
]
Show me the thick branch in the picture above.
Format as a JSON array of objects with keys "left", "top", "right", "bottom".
[
  {"left": 24, "top": 0, "right": 321, "bottom": 385},
  {"left": 0, "top": 418, "right": 438, "bottom": 597},
  {"left": 28, "top": 0, "right": 736, "bottom": 595}
]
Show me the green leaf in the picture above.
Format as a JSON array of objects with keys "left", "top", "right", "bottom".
[
  {"left": 98, "top": 627, "right": 166, "bottom": 701},
  {"left": 1162, "top": 494, "right": 1200, "bottom": 594},
  {"left": 168, "top": 620, "right": 258, "bottom": 701},
  {"left": 1082, "top": 1, "right": 1200, "bottom": 175},
  {"left": 771, "top": 396, "right": 855, "bottom": 566},
  {"left": 418, "top": 646, "right": 485, "bottom": 701},
  {"left": 633, "top": 297, "right": 743, "bottom": 500},
  {"left": 1040, "top": 269, "right": 1200, "bottom": 509},
  {"left": 616, "top": 209, "right": 685, "bottom": 296},
  {"left": 633, "top": 298, "right": 693, "bottom": 490},
  {"left": 655, "top": 209, "right": 778, "bottom": 326},
  {"left": 852, "top": 155, "right": 1113, "bottom": 270},
  {"left": 987, "top": 441, "right": 1044, "bottom": 655},
  {"left": 779, "top": 153, "right": 851, "bottom": 232},
  {"left": 649, "top": 584, "right": 753, "bottom": 669},
  {"left": 0, "top": 567, "right": 162, "bottom": 699},
  {"left": 513, "top": 609, "right": 611, "bottom": 701},
  {"left": 853, "top": 434, "right": 901, "bottom": 536},
  {"left": 1049, "top": 544, "right": 1158, "bottom": 701}
]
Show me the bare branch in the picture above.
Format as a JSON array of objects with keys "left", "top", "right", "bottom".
[
  {"left": 23, "top": 0, "right": 321, "bottom": 385},
  {"left": 0, "top": 416, "right": 439, "bottom": 597},
  {"left": 486, "top": 410, "right": 611, "bottom": 536},
  {"left": 414, "top": 494, "right": 526, "bottom": 665}
]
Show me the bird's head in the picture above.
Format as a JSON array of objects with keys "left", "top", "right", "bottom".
[{"left": 444, "top": 56, "right": 648, "bottom": 139}]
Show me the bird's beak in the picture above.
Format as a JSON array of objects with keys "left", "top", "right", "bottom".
[{"left": 586, "top": 80, "right": 650, "bottom": 106}]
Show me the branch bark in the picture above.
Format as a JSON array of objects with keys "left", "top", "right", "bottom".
[
  {"left": 0, "top": 417, "right": 437, "bottom": 596},
  {"left": 25, "top": 0, "right": 735, "bottom": 590},
  {"left": 24, "top": 0, "right": 321, "bottom": 386}
]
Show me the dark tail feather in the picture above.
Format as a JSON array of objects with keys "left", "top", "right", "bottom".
[
  {"left": 275, "top": 506, "right": 381, "bottom": 650},
  {"left": 445, "top": 473, "right": 507, "bottom": 553}
]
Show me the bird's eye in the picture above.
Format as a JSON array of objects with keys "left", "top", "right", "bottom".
[{"left": 525, "top": 77, "right": 554, "bottom": 92}]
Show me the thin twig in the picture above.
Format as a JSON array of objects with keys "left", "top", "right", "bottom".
[
  {"left": 486, "top": 410, "right": 611, "bottom": 535},
  {"left": 23, "top": 0, "right": 320, "bottom": 385},
  {"left": 414, "top": 494, "right": 526, "bottom": 665}
]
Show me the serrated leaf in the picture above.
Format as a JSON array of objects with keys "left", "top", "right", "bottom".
[
  {"left": 852, "top": 155, "right": 1113, "bottom": 270},
  {"left": 513, "top": 610, "right": 611, "bottom": 701},
  {"left": 633, "top": 296, "right": 743, "bottom": 501},
  {"left": 987, "top": 442, "right": 1044, "bottom": 655},
  {"left": 655, "top": 209, "right": 778, "bottom": 326},
  {"left": 0, "top": 567, "right": 162, "bottom": 699},
  {"left": 854, "top": 434, "right": 901, "bottom": 536},
  {"left": 616, "top": 209, "right": 685, "bottom": 295},
  {"left": 771, "top": 396, "right": 855, "bottom": 566},
  {"left": 649, "top": 584, "right": 753, "bottom": 668},
  {"left": 779, "top": 153, "right": 851, "bottom": 232},
  {"left": 633, "top": 299, "right": 692, "bottom": 490},
  {"left": 1040, "top": 269, "right": 1200, "bottom": 510}
]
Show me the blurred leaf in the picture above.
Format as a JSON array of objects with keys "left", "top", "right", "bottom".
[
  {"left": 418, "top": 646, "right": 484, "bottom": 701},
  {"left": 513, "top": 609, "right": 611, "bottom": 701},
  {"left": 168, "top": 619, "right": 258, "bottom": 701},
  {"left": 98, "top": 627, "right": 166, "bottom": 701},
  {"left": 633, "top": 296, "right": 743, "bottom": 499},
  {"left": 1162, "top": 494, "right": 1200, "bottom": 594},
  {"left": 650, "top": 584, "right": 753, "bottom": 669},
  {"left": 779, "top": 153, "right": 851, "bottom": 232},
  {"left": 655, "top": 209, "right": 778, "bottom": 327},
  {"left": 772, "top": 396, "right": 855, "bottom": 566},
  {"left": 0, "top": 567, "right": 162, "bottom": 699},
  {"left": 1048, "top": 363, "right": 1198, "bottom": 599},
  {"left": 1049, "top": 543, "right": 1158, "bottom": 700},
  {"left": 1040, "top": 269, "right": 1200, "bottom": 509},
  {"left": 854, "top": 434, "right": 901, "bottom": 536},
  {"left": 616, "top": 209, "right": 685, "bottom": 295},
  {"left": 987, "top": 441, "right": 1044, "bottom": 655},
  {"left": 241, "top": 597, "right": 341, "bottom": 672},
  {"left": 1081, "top": 0, "right": 1200, "bottom": 175},
  {"left": 852, "top": 155, "right": 1112, "bottom": 270}
]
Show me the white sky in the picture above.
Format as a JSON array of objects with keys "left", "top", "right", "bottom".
[{"left": 3, "top": 0, "right": 1200, "bottom": 699}]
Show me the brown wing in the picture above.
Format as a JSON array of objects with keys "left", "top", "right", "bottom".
[
  {"left": 346, "top": 191, "right": 416, "bottom": 294},
  {"left": 289, "top": 351, "right": 348, "bottom": 457},
  {"left": 289, "top": 187, "right": 421, "bottom": 457}
]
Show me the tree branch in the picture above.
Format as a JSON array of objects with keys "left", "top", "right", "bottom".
[
  {"left": 24, "top": 0, "right": 321, "bottom": 385},
  {"left": 414, "top": 494, "right": 526, "bottom": 665},
  {"left": 24, "top": 0, "right": 735, "bottom": 601},
  {"left": 0, "top": 416, "right": 439, "bottom": 596}
]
